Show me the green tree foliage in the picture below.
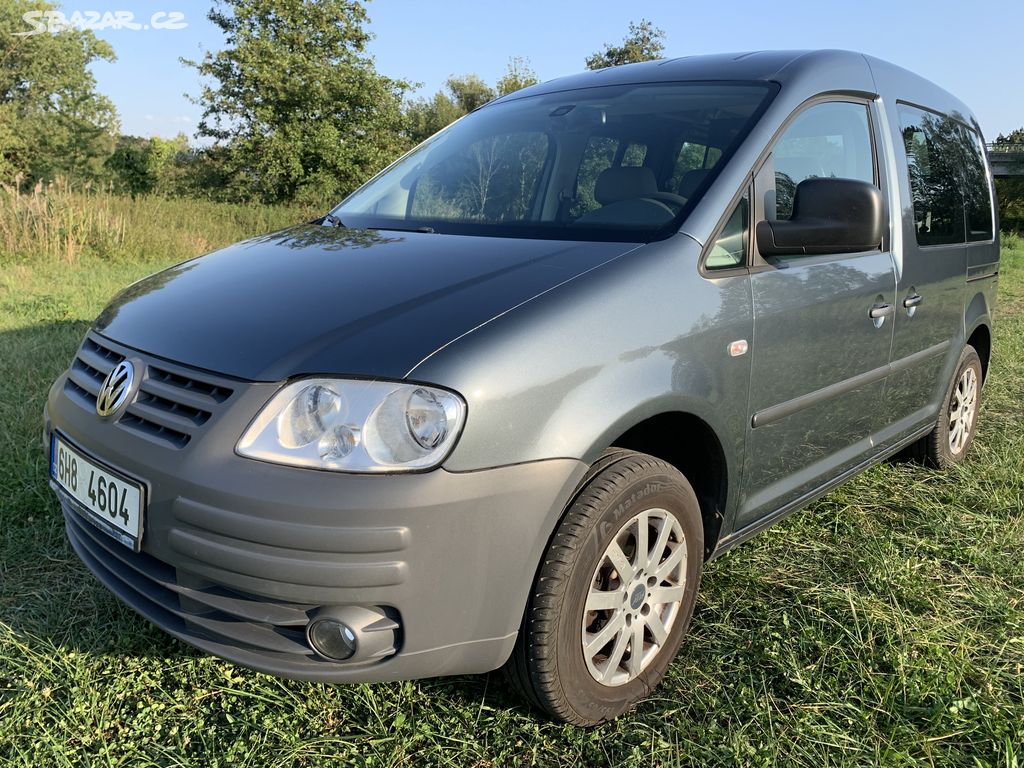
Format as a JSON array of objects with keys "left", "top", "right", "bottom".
[
  {"left": 184, "top": 0, "right": 410, "bottom": 205},
  {"left": 446, "top": 74, "right": 495, "bottom": 113},
  {"left": 406, "top": 59, "right": 538, "bottom": 146},
  {"left": 995, "top": 128, "right": 1024, "bottom": 145},
  {"left": 0, "top": 0, "right": 118, "bottom": 185},
  {"left": 994, "top": 127, "right": 1024, "bottom": 233},
  {"left": 585, "top": 19, "right": 666, "bottom": 70},
  {"left": 996, "top": 178, "right": 1024, "bottom": 233},
  {"left": 406, "top": 75, "right": 495, "bottom": 145},
  {"left": 495, "top": 56, "right": 539, "bottom": 97},
  {"left": 405, "top": 90, "right": 465, "bottom": 146},
  {"left": 105, "top": 135, "right": 190, "bottom": 196}
]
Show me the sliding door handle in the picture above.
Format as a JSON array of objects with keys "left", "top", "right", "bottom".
[
  {"left": 903, "top": 293, "right": 924, "bottom": 308},
  {"left": 869, "top": 303, "right": 895, "bottom": 319}
]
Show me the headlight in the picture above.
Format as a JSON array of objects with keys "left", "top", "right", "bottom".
[{"left": 237, "top": 378, "right": 466, "bottom": 472}]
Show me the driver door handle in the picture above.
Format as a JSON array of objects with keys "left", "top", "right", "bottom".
[
  {"left": 869, "top": 302, "right": 895, "bottom": 319},
  {"left": 903, "top": 293, "right": 924, "bottom": 309}
]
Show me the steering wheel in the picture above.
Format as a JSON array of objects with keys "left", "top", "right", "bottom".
[
  {"left": 574, "top": 197, "right": 677, "bottom": 226},
  {"left": 639, "top": 191, "right": 688, "bottom": 212}
]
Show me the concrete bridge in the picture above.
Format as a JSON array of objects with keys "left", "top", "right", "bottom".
[{"left": 988, "top": 143, "right": 1024, "bottom": 177}]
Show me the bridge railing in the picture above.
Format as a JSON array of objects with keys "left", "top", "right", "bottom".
[{"left": 987, "top": 143, "right": 1024, "bottom": 155}]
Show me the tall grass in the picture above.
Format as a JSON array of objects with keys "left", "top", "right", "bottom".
[{"left": 0, "top": 180, "right": 316, "bottom": 264}]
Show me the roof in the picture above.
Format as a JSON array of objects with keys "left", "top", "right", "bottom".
[
  {"left": 497, "top": 50, "right": 869, "bottom": 102},
  {"left": 491, "top": 50, "right": 977, "bottom": 130}
]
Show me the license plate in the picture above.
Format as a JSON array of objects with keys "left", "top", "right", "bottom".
[{"left": 50, "top": 433, "right": 145, "bottom": 551}]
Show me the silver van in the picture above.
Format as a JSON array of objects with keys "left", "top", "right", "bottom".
[{"left": 45, "top": 50, "right": 999, "bottom": 724}]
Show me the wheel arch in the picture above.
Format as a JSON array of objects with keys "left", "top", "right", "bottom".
[
  {"left": 598, "top": 408, "right": 732, "bottom": 560},
  {"left": 966, "top": 319, "right": 992, "bottom": 382},
  {"left": 966, "top": 288, "right": 991, "bottom": 382}
]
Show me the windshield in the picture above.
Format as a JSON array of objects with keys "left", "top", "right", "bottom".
[{"left": 334, "top": 82, "right": 775, "bottom": 242}]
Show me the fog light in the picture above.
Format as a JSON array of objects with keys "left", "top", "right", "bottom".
[{"left": 308, "top": 618, "right": 358, "bottom": 660}]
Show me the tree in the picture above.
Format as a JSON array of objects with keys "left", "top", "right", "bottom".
[
  {"left": 163, "top": 144, "right": 236, "bottom": 200},
  {"left": 0, "top": 0, "right": 119, "bottom": 185},
  {"left": 496, "top": 56, "right": 539, "bottom": 97},
  {"left": 405, "top": 89, "right": 465, "bottom": 146},
  {"left": 996, "top": 177, "right": 1024, "bottom": 233},
  {"left": 446, "top": 74, "right": 495, "bottom": 113},
  {"left": 106, "top": 134, "right": 189, "bottom": 196},
  {"left": 585, "top": 19, "right": 666, "bottom": 70},
  {"left": 184, "top": 0, "right": 411, "bottom": 205},
  {"left": 995, "top": 128, "right": 1024, "bottom": 145},
  {"left": 405, "top": 59, "right": 538, "bottom": 146},
  {"left": 995, "top": 126, "right": 1024, "bottom": 233},
  {"left": 405, "top": 74, "right": 496, "bottom": 145}
]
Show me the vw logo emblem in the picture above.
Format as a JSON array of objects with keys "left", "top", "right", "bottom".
[{"left": 96, "top": 360, "right": 136, "bottom": 418}]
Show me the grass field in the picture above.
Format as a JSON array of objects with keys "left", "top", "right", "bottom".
[{"left": 0, "top": 193, "right": 1021, "bottom": 767}]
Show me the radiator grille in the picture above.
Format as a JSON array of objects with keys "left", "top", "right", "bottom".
[{"left": 62, "top": 334, "right": 235, "bottom": 449}]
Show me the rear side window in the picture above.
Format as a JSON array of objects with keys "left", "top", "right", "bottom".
[
  {"left": 667, "top": 142, "right": 722, "bottom": 198},
  {"left": 963, "top": 130, "right": 994, "bottom": 242},
  {"left": 621, "top": 142, "right": 648, "bottom": 167},
  {"left": 898, "top": 105, "right": 993, "bottom": 245},
  {"left": 570, "top": 139, "right": 650, "bottom": 219},
  {"left": 772, "top": 102, "right": 875, "bottom": 220}
]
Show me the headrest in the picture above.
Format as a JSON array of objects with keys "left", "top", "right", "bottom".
[
  {"left": 594, "top": 166, "right": 658, "bottom": 205},
  {"left": 677, "top": 168, "right": 711, "bottom": 199}
]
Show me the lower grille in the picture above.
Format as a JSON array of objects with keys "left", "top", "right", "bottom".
[{"left": 62, "top": 502, "right": 341, "bottom": 671}]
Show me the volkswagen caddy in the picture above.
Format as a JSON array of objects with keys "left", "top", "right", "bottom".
[{"left": 45, "top": 50, "right": 999, "bottom": 724}]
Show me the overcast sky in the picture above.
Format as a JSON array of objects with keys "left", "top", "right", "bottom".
[{"left": 67, "top": 0, "right": 1024, "bottom": 141}]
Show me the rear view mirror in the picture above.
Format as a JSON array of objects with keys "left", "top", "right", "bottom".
[{"left": 756, "top": 178, "right": 884, "bottom": 256}]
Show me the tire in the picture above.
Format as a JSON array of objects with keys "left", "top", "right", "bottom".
[
  {"left": 906, "top": 344, "right": 983, "bottom": 469},
  {"left": 506, "top": 450, "right": 703, "bottom": 725}
]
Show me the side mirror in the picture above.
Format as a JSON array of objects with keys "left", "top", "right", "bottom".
[{"left": 756, "top": 178, "right": 884, "bottom": 256}]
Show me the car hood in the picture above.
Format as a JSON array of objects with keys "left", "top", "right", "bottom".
[{"left": 94, "top": 225, "right": 639, "bottom": 381}]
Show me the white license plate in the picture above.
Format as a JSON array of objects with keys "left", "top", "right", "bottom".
[{"left": 50, "top": 434, "right": 145, "bottom": 551}]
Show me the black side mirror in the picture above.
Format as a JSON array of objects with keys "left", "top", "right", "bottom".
[{"left": 756, "top": 177, "right": 884, "bottom": 256}]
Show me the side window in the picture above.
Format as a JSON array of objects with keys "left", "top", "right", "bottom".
[
  {"left": 621, "top": 142, "right": 647, "bottom": 167},
  {"left": 772, "top": 102, "right": 875, "bottom": 220},
  {"left": 898, "top": 105, "right": 975, "bottom": 246},
  {"left": 963, "top": 129, "right": 994, "bottom": 242},
  {"left": 571, "top": 137, "right": 619, "bottom": 218},
  {"left": 706, "top": 191, "right": 749, "bottom": 270},
  {"left": 411, "top": 132, "right": 548, "bottom": 221}
]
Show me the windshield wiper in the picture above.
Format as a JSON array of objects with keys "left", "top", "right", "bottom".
[{"left": 368, "top": 225, "right": 435, "bottom": 234}]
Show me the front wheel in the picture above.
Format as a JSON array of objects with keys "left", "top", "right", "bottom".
[{"left": 506, "top": 451, "right": 703, "bottom": 725}]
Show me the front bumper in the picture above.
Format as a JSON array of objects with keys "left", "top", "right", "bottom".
[{"left": 46, "top": 333, "right": 587, "bottom": 682}]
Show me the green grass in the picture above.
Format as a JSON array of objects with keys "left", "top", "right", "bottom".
[{"left": 0, "top": 197, "right": 1022, "bottom": 766}]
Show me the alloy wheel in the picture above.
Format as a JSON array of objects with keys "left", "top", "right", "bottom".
[
  {"left": 581, "top": 508, "right": 687, "bottom": 686},
  {"left": 948, "top": 366, "right": 978, "bottom": 455}
]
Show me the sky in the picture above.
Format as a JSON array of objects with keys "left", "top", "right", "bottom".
[{"left": 58, "top": 0, "right": 1024, "bottom": 142}]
